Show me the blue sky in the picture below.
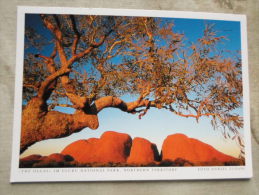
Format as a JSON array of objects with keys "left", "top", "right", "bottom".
[{"left": 21, "top": 14, "right": 242, "bottom": 158}]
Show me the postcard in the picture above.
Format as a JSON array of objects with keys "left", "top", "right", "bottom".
[{"left": 10, "top": 6, "right": 252, "bottom": 182}]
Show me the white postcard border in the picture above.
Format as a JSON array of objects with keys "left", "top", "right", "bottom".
[{"left": 10, "top": 6, "right": 252, "bottom": 182}]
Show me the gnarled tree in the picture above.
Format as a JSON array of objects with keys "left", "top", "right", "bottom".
[{"left": 21, "top": 14, "right": 243, "bottom": 156}]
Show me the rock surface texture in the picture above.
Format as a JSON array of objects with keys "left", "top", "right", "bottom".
[
  {"left": 21, "top": 132, "right": 240, "bottom": 166},
  {"left": 161, "top": 133, "right": 238, "bottom": 163},
  {"left": 127, "top": 137, "right": 160, "bottom": 164},
  {"left": 61, "top": 131, "right": 132, "bottom": 164},
  {"left": 20, "top": 153, "right": 74, "bottom": 167}
]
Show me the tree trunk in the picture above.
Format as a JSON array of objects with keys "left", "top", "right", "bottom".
[
  {"left": 20, "top": 97, "right": 99, "bottom": 154},
  {"left": 20, "top": 95, "right": 151, "bottom": 154}
]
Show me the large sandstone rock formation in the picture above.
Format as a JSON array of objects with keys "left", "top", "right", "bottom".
[
  {"left": 127, "top": 137, "right": 160, "bottom": 164},
  {"left": 161, "top": 133, "right": 238, "bottom": 163},
  {"left": 19, "top": 154, "right": 42, "bottom": 167},
  {"left": 19, "top": 153, "right": 74, "bottom": 167},
  {"left": 20, "top": 132, "right": 242, "bottom": 167},
  {"left": 61, "top": 131, "right": 132, "bottom": 164}
]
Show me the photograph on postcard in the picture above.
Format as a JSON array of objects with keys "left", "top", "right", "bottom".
[{"left": 11, "top": 7, "right": 252, "bottom": 182}]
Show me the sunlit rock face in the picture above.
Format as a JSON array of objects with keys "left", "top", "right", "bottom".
[
  {"left": 127, "top": 137, "right": 160, "bottom": 165},
  {"left": 161, "top": 133, "right": 238, "bottom": 163},
  {"left": 21, "top": 132, "right": 242, "bottom": 167},
  {"left": 61, "top": 131, "right": 132, "bottom": 164}
]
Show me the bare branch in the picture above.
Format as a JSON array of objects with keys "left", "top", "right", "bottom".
[
  {"left": 48, "top": 103, "right": 76, "bottom": 111},
  {"left": 69, "top": 15, "right": 80, "bottom": 55},
  {"left": 23, "top": 83, "right": 39, "bottom": 91},
  {"left": 37, "top": 67, "right": 71, "bottom": 99},
  {"left": 142, "top": 18, "right": 153, "bottom": 40}
]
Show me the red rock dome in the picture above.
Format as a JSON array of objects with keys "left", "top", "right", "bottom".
[
  {"left": 161, "top": 133, "right": 238, "bottom": 163},
  {"left": 61, "top": 131, "right": 132, "bottom": 164},
  {"left": 127, "top": 137, "right": 159, "bottom": 164},
  {"left": 47, "top": 153, "right": 66, "bottom": 163}
]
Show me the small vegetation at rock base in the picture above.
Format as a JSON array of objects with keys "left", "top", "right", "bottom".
[{"left": 20, "top": 157, "right": 243, "bottom": 168}]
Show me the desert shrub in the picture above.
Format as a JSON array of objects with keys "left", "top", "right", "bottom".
[{"left": 224, "top": 160, "right": 243, "bottom": 166}]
